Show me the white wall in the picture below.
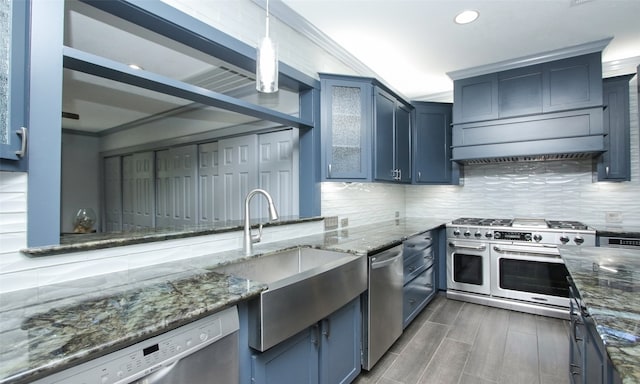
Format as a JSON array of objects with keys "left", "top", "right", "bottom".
[
  {"left": 61, "top": 133, "right": 101, "bottom": 233},
  {"left": 321, "top": 182, "right": 406, "bottom": 227}
]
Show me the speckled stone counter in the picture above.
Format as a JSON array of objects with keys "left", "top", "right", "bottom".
[
  {"left": 0, "top": 217, "right": 447, "bottom": 384},
  {"left": 24, "top": 216, "right": 323, "bottom": 256},
  {"left": 560, "top": 247, "right": 640, "bottom": 383}
]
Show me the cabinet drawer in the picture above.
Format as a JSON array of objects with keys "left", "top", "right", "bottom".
[
  {"left": 403, "top": 266, "right": 435, "bottom": 328},
  {"left": 404, "top": 249, "right": 434, "bottom": 284},
  {"left": 404, "top": 233, "right": 433, "bottom": 257}
]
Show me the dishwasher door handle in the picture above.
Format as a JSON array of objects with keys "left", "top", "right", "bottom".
[{"left": 371, "top": 252, "right": 402, "bottom": 269}]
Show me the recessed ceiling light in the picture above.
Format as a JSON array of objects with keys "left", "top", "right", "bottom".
[
  {"left": 128, "top": 63, "right": 144, "bottom": 70},
  {"left": 454, "top": 10, "right": 479, "bottom": 25}
]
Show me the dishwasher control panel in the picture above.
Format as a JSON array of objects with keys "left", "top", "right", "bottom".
[{"left": 32, "top": 306, "right": 239, "bottom": 384}]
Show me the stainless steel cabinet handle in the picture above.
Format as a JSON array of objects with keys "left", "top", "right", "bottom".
[
  {"left": 371, "top": 250, "right": 402, "bottom": 269},
  {"left": 448, "top": 242, "right": 487, "bottom": 251},
  {"left": 492, "top": 245, "right": 560, "bottom": 258},
  {"left": 311, "top": 324, "right": 320, "bottom": 346},
  {"left": 371, "top": 255, "right": 400, "bottom": 269},
  {"left": 328, "top": 163, "right": 332, "bottom": 178},
  {"left": 15, "top": 127, "right": 27, "bottom": 158},
  {"left": 606, "top": 166, "right": 610, "bottom": 176},
  {"left": 322, "top": 318, "right": 330, "bottom": 338},
  {"left": 417, "top": 171, "right": 421, "bottom": 181}
]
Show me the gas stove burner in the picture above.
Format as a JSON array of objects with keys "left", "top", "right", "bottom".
[
  {"left": 451, "top": 217, "right": 513, "bottom": 226},
  {"left": 546, "top": 220, "right": 589, "bottom": 230}
]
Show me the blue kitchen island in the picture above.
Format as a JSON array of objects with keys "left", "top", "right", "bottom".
[{"left": 560, "top": 247, "right": 640, "bottom": 384}]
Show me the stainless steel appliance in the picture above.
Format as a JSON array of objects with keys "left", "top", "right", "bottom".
[
  {"left": 446, "top": 218, "right": 595, "bottom": 318},
  {"left": 599, "top": 236, "right": 640, "bottom": 249},
  {"left": 33, "top": 306, "right": 239, "bottom": 384},
  {"left": 362, "top": 244, "right": 404, "bottom": 370}
]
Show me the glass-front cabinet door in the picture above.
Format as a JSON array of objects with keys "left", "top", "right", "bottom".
[
  {"left": 320, "top": 75, "right": 372, "bottom": 180},
  {"left": 0, "top": 0, "right": 28, "bottom": 168}
]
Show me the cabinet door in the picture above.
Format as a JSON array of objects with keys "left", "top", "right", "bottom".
[
  {"left": 543, "top": 53, "right": 602, "bottom": 113},
  {"left": 217, "top": 135, "right": 258, "bottom": 221},
  {"left": 122, "top": 152, "right": 154, "bottom": 230},
  {"left": 103, "top": 156, "right": 122, "bottom": 232},
  {"left": 584, "top": 316, "right": 606, "bottom": 384},
  {"left": 252, "top": 327, "right": 320, "bottom": 384},
  {"left": 155, "top": 145, "right": 198, "bottom": 229},
  {"left": 403, "top": 265, "right": 435, "bottom": 328},
  {"left": 597, "top": 76, "right": 632, "bottom": 181},
  {"left": 320, "top": 299, "right": 361, "bottom": 384},
  {"left": 498, "top": 65, "right": 543, "bottom": 118},
  {"left": 374, "top": 88, "right": 396, "bottom": 181},
  {"left": 0, "top": 0, "right": 28, "bottom": 168},
  {"left": 453, "top": 73, "right": 499, "bottom": 123},
  {"left": 321, "top": 78, "right": 372, "bottom": 180},
  {"left": 412, "top": 102, "right": 459, "bottom": 184},
  {"left": 395, "top": 104, "right": 412, "bottom": 183},
  {"left": 569, "top": 296, "right": 584, "bottom": 384}
]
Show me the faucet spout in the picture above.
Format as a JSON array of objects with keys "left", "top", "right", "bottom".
[{"left": 243, "top": 189, "right": 279, "bottom": 255}]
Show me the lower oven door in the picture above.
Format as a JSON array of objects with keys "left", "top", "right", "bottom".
[
  {"left": 490, "top": 244, "right": 569, "bottom": 308},
  {"left": 447, "top": 240, "right": 490, "bottom": 295}
]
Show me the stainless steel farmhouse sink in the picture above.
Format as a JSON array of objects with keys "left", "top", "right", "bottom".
[{"left": 214, "top": 247, "right": 367, "bottom": 351}]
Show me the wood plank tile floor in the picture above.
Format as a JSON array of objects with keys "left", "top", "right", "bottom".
[{"left": 354, "top": 294, "right": 570, "bottom": 384}]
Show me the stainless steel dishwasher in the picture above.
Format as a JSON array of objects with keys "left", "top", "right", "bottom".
[
  {"left": 362, "top": 244, "right": 404, "bottom": 370},
  {"left": 33, "top": 306, "right": 239, "bottom": 384}
]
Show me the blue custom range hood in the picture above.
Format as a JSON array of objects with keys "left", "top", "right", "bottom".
[{"left": 448, "top": 39, "right": 610, "bottom": 164}]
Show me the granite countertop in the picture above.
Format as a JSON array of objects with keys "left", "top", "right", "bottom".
[
  {"left": 24, "top": 216, "right": 324, "bottom": 256},
  {"left": 0, "top": 217, "right": 447, "bottom": 384},
  {"left": 560, "top": 247, "right": 640, "bottom": 383}
]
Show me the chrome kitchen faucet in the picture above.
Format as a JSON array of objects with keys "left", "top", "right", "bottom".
[{"left": 243, "top": 189, "right": 279, "bottom": 255}]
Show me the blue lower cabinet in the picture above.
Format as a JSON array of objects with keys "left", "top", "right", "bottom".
[
  {"left": 250, "top": 298, "right": 362, "bottom": 384},
  {"left": 251, "top": 327, "right": 320, "bottom": 384},
  {"left": 319, "top": 299, "right": 362, "bottom": 384},
  {"left": 403, "top": 265, "right": 436, "bottom": 328}
]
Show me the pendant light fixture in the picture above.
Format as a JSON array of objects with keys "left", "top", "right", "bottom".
[{"left": 256, "top": 0, "right": 278, "bottom": 93}]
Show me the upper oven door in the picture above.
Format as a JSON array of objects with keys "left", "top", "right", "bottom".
[
  {"left": 447, "top": 240, "right": 491, "bottom": 295},
  {"left": 490, "top": 244, "right": 570, "bottom": 307}
]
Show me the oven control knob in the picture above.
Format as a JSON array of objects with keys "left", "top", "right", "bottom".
[
  {"left": 474, "top": 231, "right": 482, "bottom": 238},
  {"left": 574, "top": 236, "right": 584, "bottom": 245},
  {"left": 533, "top": 234, "right": 542, "bottom": 242},
  {"left": 453, "top": 229, "right": 461, "bottom": 236},
  {"left": 524, "top": 234, "right": 532, "bottom": 241},
  {"left": 485, "top": 231, "right": 493, "bottom": 238},
  {"left": 464, "top": 230, "right": 471, "bottom": 237},
  {"left": 560, "top": 235, "right": 570, "bottom": 244},
  {"left": 494, "top": 231, "right": 502, "bottom": 239}
]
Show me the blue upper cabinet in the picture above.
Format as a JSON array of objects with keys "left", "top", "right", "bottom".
[
  {"left": 320, "top": 75, "right": 373, "bottom": 181},
  {"left": 595, "top": 75, "right": 634, "bottom": 182},
  {"left": 412, "top": 102, "right": 460, "bottom": 185},
  {"left": 0, "top": 0, "right": 29, "bottom": 171},
  {"left": 374, "top": 87, "right": 412, "bottom": 183},
  {"left": 453, "top": 73, "right": 499, "bottom": 123},
  {"left": 320, "top": 74, "right": 412, "bottom": 182},
  {"left": 454, "top": 52, "right": 603, "bottom": 125}
]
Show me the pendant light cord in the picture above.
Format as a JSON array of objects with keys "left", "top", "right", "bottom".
[{"left": 265, "top": 0, "right": 270, "bottom": 38}]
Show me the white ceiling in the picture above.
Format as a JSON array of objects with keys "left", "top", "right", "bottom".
[{"left": 280, "top": 0, "right": 640, "bottom": 99}]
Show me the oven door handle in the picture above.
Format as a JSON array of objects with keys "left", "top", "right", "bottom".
[
  {"left": 492, "top": 245, "right": 560, "bottom": 258},
  {"left": 448, "top": 242, "right": 487, "bottom": 251}
]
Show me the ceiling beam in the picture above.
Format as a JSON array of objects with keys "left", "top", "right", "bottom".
[{"left": 63, "top": 47, "right": 314, "bottom": 130}]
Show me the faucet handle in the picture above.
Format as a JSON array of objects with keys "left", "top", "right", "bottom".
[{"left": 251, "top": 223, "right": 264, "bottom": 244}]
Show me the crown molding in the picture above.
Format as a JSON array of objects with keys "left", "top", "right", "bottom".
[{"left": 447, "top": 38, "right": 613, "bottom": 80}]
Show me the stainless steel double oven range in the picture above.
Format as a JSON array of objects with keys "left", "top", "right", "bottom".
[{"left": 446, "top": 218, "right": 595, "bottom": 319}]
